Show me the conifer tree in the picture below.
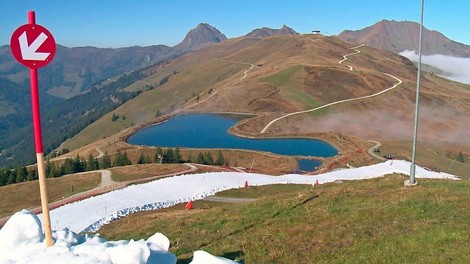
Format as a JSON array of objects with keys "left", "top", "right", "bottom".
[
  {"left": 26, "top": 168, "right": 37, "bottom": 181},
  {"left": 164, "top": 148, "right": 175, "bottom": 163},
  {"left": 0, "top": 169, "right": 6, "bottom": 186},
  {"left": 196, "top": 152, "right": 205, "bottom": 164},
  {"left": 175, "top": 147, "right": 182, "bottom": 163},
  {"left": 46, "top": 160, "right": 59, "bottom": 178},
  {"left": 137, "top": 153, "right": 147, "bottom": 164},
  {"left": 61, "top": 158, "right": 74, "bottom": 176},
  {"left": 15, "top": 167, "right": 27, "bottom": 183},
  {"left": 114, "top": 151, "right": 131, "bottom": 166},
  {"left": 100, "top": 151, "right": 111, "bottom": 169},
  {"left": 86, "top": 154, "right": 100, "bottom": 171},
  {"left": 215, "top": 149, "right": 225, "bottom": 166},
  {"left": 7, "top": 170, "right": 15, "bottom": 185},
  {"left": 123, "top": 151, "right": 131, "bottom": 165},
  {"left": 204, "top": 152, "right": 213, "bottom": 165}
]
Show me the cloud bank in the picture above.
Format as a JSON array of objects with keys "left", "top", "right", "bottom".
[{"left": 400, "top": 50, "right": 470, "bottom": 84}]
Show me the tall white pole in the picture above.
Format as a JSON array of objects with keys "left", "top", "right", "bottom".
[{"left": 410, "top": 0, "right": 425, "bottom": 185}]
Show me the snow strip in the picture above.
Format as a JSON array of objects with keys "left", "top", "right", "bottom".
[
  {"left": 0, "top": 210, "right": 237, "bottom": 264},
  {"left": 40, "top": 160, "right": 458, "bottom": 233}
]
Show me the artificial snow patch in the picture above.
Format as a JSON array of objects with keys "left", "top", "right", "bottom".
[
  {"left": 147, "top": 233, "right": 177, "bottom": 264},
  {"left": 0, "top": 211, "right": 179, "bottom": 264},
  {"left": 106, "top": 239, "right": 150, "bottom": 264},
  {"left": 147, "top": 232, "right": 170, "bottom": 252},
  {"left": 146, "top": 232, "right": 177, "bottom": 264},
  {"left": 0, "top": 210, "right": 44, "bottom": 257},
  {"left": 39, "top": 160, "right": 458, "bottom": 234},
  {"left": 189, "top": 250, "right": 239, "bottom": 264}
]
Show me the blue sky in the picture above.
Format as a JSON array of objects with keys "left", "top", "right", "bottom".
[{"left": 1, "top": 0, "right": 469, "bottom": 48}]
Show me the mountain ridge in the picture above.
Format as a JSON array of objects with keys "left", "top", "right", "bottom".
[
  {"left": 0, "top": 22, "right": 228, "bottom": 100},
  {"left": 246, "top": 25, "right": 298, "bottom": 38},
  {"left": 338, "top": 19, "right": 470, "bottom": 57}
]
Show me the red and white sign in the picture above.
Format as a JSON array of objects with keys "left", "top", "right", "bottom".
[{"left": 10, "top": 23, "right": 56, "bottom": 69}]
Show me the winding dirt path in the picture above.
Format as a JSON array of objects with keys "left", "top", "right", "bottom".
[
  {"left": 96, "top": 146, "right": 105, "bottom": 159},
  {"left": 367, "top": 140, "right": 386, "bottom": 161},
  {"left": 179, "top": 58, "right": 254, "bottom": 112},
  {"left": 215, "top": 58, "right": 254, "bottom": 82},
  {"left": 260, "top": 45, "right": 403, "bottom": 133},
  {"left": 338, "top": 44, "right": 364, "bottom": 71},
  {"left": 177, "top": 90, "right": 220, "bottom": 112}
]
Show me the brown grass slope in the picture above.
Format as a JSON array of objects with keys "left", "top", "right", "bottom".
[{"left": 63, "top": 34, "right": 470, "bottom": 158}]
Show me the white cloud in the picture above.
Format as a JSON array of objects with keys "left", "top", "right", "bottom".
[{"left": 400, "top": 50, "right": 470, "bottom": 84}]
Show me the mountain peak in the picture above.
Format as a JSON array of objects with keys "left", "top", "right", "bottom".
[
  {"left": 172, "top": 23, "right": 227, "bottom": 53},
  {"left": 195, "top": 23, "right": 215, "bottom": 31},
  {"left": 246, "top": 25, "right": 298, "bottom": 38}
]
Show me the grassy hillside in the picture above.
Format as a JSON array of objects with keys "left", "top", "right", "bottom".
[
  {"left": 61, "top": 34, "right": 470, "bottom": 176},
  {"left": 63, "top": 34, "right": 378, "bottom": 149},
  {"left": 99, "top": 176, "right": 470, "bottom": 263}
]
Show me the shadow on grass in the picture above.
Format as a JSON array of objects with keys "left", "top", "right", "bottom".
[{"left": 177, "top": 251, "right": 245, "bottom": 263}]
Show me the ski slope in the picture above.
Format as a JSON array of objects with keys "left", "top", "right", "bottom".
[{"left": 40, "top": 160, "right": 458, "bottom": 233}]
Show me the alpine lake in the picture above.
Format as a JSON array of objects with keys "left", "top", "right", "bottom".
[{"left": 128, "top": 114, "right": 338, "bottom": 172}]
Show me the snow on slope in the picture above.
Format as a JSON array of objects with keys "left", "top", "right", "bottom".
[
  {"left": 0, "top": 210, "right": 237, "bottom": 264},
  {"left": 40, "top": 160, "right": 458, "bottom": 233},
  {"left": 0, "top": 160, "right": 458, "bottom": 264}
]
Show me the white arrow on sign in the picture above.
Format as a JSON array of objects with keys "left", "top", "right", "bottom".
[{"left": 18, "top": 31, "right": 51, "bottom": 61}]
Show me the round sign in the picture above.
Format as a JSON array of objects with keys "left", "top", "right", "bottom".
[{"left": 10, "top": 23, "right": 56, "bottom": 69}]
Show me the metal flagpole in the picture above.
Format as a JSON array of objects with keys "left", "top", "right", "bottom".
[{"left": 409, "top": 0, "right": 425, "bottom": 186}]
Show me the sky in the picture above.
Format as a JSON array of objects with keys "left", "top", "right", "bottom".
[{"left": 1, "top": 0, "right": 469, "bottom": 48}]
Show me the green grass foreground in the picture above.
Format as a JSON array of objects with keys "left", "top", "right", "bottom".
[{"left": 98, "top": 175, "right": 470, "bottom": 263}]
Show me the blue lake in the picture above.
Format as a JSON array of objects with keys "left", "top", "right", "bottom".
[
  {"left": 128, "top": 114, "right": 338, "bottom": 169},
  {"left": 297, "top": 159, "right": 323, "bottom": 172}
]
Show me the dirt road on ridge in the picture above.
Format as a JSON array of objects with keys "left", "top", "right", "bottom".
[{"left": 260, "top": 44, "right": 403, "bottom": 133}]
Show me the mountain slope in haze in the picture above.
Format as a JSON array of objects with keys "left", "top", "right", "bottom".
[
  {"left": 0, "top": 71, "right": 145, "bottom": 167},
  {"left": 0, "top": 44, "right": 171, "bottom": 99},
  {"left": 338, "top": 19, "right": 470, "bottom": 57},
  {"left": 246, "top": 25, "right": 298, "bottom": 38},
  {"left": 0, "top": 23, "right": 227, "bottom": 101}
]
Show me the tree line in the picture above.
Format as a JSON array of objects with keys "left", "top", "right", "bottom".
[{"left": 0, "top": 147, "right": 226, "bottom": 187}]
